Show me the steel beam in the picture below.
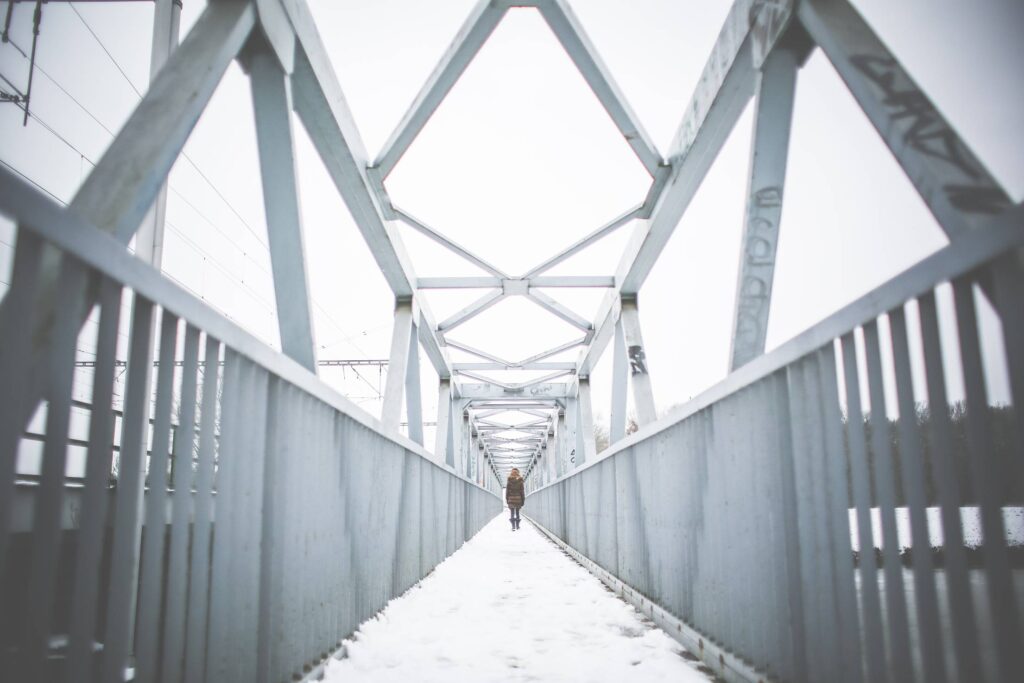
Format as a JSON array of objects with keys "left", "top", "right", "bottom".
[
  {"left": 728, "top": 41, "right": 799, "bottom": 371},
  {"left": 527, "top": 290, "right": 593, "bottom": 332},
  {"left": 418, "top": 276, "right": 616, "bottom": 289},
  {"left": 577, "top": 376, "right": 597, "bottom": 465},
  {"left": 523, "top": 205, "right": 641, "bottom": 278},
  {"left": 382, "top": 300, "right": 414, "bottom": 430},
  {"left": 434, "top": 379, "right": 452, "bottom": 465},
  {"left": 418, "top": 276, "right": 501, "bottom": 289},
  {"left": 452, "top": 362, "right": 576, "bottom": 371},
  {"left": 134, "top": 0, "right": 182, "bottom": 269},
  {"left": 438, "top": 290, "right": 504, "bottom": 332},
  {"left": 620, "top": 298, "right": 656, "bottom": 425},
  {"left": 798, "top": 0, "right": 1013, "bottom": 239},
  {"left": 609, "top": 317, "right": 628, "bottom": 442},
  {"left": 405, "top": 317, "right": 424, "bottom": 445},
  {"left": 515, "top": 337, "right": 587, "bottom": 366},
  {"left": 536, "top": 0, "right": 662, "bottom": 175},
  {"left": 372, "top": 0, "right": 506, "bottom": 178},
  {"left": 444, "top": 339, "right": 512, "bottom": 366},
  {"left": 248, "top": 40, "right": 318, "bottom": 372},
  {"left": 396, "top": 207, "right": 508, "bottom": 278}
]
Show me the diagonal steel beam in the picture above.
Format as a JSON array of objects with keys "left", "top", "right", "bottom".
[
  {"left": 523, "top": 204, "right": 641, "bottom": 278},
  {"left": 395, "top": 207, "right": 509, "bottom": 278},
  {"left": 514, "top": 336, "right": 587, "bottom": 366},
  {"left": 445, "top": 339, "right": 513, "bottom": 366},
  {"left": 372, "top": 0, "right": 506, "bottom": 178},
  {"left": 437, "top": 289, "right": 504, "bottom": 332},
  {"left": 798, "top": 0, "right": 1012, "bottom": 240},
  {"left": 527, "top": 290, "right": 593, "bottom": 332},
  {"left": 455, "top": 369, "right": 515, "bottom": 390},
  {"left": 535, "top": 0, "right": 663, "bottom": 175}
]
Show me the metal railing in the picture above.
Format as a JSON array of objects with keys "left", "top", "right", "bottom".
[
  {"left": 525, "top": 206, "right": 1024, "bottom": 683},
  {"left": 0, "top": 168, "right": 501, "bottom": 681}
]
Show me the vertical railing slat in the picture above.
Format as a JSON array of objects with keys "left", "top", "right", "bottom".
[
  {"left": 862, "top": 319, "right": 914, "bottom": 681},
  {"left": 134, "top": 310, "right": 180, "bottom": 683},
  {"left": 916, "top": 291, "right": 981, "bottom": 681},
  {"left": 0, "top": 231, "right": 45, "bottom": 581},
  {"left": 840, "top": 332, "right": 888, "bottom": 682},
  {"left": 67, "top": 278, "right": 123, "bottom": 683},
  {"left": 100, "top": 294, "right": 156, "bottom": 683},
  {"left": 888, "top": 306, "right": 947, "bottom": 683},
  {"left": 816, "top": 344, "right": 865, "bottom": 683},
  {"left": 183, "top": 337, "right": 221, "bottom": 682},
  {"left": 23, "top": 260, "right": 93, "bottom": 679},
  {"left": 160, "top": 324, "right": 201, "bottom": 683},
  {"left": 951, "top": 277, "right": 1023, "bottom": 681}
]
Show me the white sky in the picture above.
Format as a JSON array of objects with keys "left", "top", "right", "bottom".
[{"left": 1, "top": 0, "right": 1022, "bottom": 449}]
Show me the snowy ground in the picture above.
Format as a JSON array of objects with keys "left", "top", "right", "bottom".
[{"left": 321, "top": 514, "right": 711, "bottom": 683}]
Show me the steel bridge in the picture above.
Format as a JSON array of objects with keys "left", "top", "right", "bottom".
[{"left": 0, "top": 0, "right": 1022, "bottom": 681}]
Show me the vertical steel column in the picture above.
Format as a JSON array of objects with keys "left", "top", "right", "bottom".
[
  {"left": 556, "top": 408, "right": 567, "bottom": 476},
  {"left": 564, "top": 397, "right": 578, "bottom": 470},
  {"left": 248, "top": 41, "right": 318, "bottom": 372},
  {"left": 382, "top": 299, "right": 414, "bottom": 430},
  {"left": 728, "top": 43, "right": 799, "bottom": 371},
  {"left": 609, "top": 317, "right": 629, "bottom": 442},
  {"left": 620, "top": 297, "right": 656, "bottom": 425},
  {"left": 434, "top": 379, "right": 452, "bottom": 465},
  {"left": 405, "top": 319, "right": 424, "bottom": 445},
  {"left": 545, "top": 428, "right": 556, "bottom": 484},
  {"left": 577, "top": 377, "right": 597, "bottom": 465},
  {"left": 134, "top": 0, "right": 182, "bottom": 268}
]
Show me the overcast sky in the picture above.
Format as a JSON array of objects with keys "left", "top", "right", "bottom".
[{"left": 1, "top": 0, "right": 1021, "bottom": 450}]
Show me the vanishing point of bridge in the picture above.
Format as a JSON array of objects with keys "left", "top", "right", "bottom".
[{"left": 1, "top": 0, "right": 1022, "bottom": 681}]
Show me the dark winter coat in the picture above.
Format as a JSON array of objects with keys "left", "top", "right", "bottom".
[{"left": 505, "top": 475, "right": 525, "bottom": 508}]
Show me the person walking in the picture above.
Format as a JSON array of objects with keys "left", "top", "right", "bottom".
[{"left": 506, "top": 468, "right": 525, "bottom": 531}]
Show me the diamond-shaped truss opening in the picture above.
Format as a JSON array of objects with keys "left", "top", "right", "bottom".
[
  {"left": 444, "top": 295, "right": 585, "bottom": 364},
  {"left": 385, "top": 7, "right": 651, "bottom": 276}
]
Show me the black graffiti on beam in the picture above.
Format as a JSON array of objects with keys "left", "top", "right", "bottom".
[
  {"left": 944, "top": 184, "right": 1011, "bottom": 215},
  {"left": 627, "top": 345, "right": 648, "bottom": 376},
  {"left": 850, "top": 54, "right": 1007, "bottom": 214}
]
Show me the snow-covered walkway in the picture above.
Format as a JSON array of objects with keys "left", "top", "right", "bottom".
[{"left": 321, "top": 514, "right": 712, "bottom": 683}]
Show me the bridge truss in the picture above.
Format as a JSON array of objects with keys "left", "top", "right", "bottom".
[{"left": 0, "top": 1, "right": 1022, "bottom": 682}]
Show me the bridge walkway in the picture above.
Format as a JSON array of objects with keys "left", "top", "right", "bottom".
[{"left": 321, "top": 513, "right": 712, "bottom": 683}]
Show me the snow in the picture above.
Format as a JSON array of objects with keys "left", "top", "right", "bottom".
[
  {"left": 321, "top": 514, "right": 711, "bottom": 683},
  {"left": 848, "top": 506, "right": 1024, "bottom": 551}
]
